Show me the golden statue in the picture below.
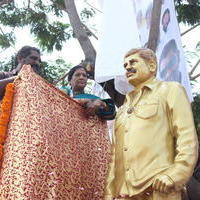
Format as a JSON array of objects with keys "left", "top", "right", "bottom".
[{"left": 104, "top": 48, "right": 198, "bottom": 200}]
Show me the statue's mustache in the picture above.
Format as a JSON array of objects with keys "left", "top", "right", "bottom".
[{"left": 127, "top": 68, "right": 136, "bottom": 73}]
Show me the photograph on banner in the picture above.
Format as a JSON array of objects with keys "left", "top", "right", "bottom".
[
  {"left": 133, "top": 0, "right": 153, "bottom": 46},
  {"left": 156, "top": 0, "right": 192, "bottom": 100},
  {"left": 161, "top": 8, "right": 171, "bottom": 33},
  {"left": 158, "top": 39, "right": 181, "bottom": 82}
]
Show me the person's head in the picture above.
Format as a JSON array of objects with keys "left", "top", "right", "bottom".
[
  {"left": 68, "top": 65, "right": 88, "bottom": 93},
  {"left": 15, "top": 46, "right": 41, "bottom": 73},
  {"left": 124, "top": 48, "right": 157, "bottom": 87},
  {"left": 162, "top": 8, "right": 170, "bottom": 33},
  {"left": 159, "top": 39, "right": 180, "bottom": 81}
]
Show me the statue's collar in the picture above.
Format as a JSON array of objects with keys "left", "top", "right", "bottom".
[
  {"left": 142, "top": 77, "right": 158, "bottom": 90},
  {"left": 130, "top": 77, "right": 157, "bottom": 93},
  {"left": 125, "top": 78, "right": 160, "bottom": 105}
]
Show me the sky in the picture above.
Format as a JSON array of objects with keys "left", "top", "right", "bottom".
[
  {"left": 1, "top": 0, "right": 199, "bottom": 62},
  {"left": 0, "top": 0, "right": 199, "bottom": 92}
]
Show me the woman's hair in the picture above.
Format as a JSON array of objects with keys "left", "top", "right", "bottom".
[{"left": 67, "top": 65, "right": 87, "bottom": 82}]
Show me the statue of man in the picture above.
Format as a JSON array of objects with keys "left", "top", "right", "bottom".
[{"left": 104, "top": 48, "right": 198, "bottom": 200}]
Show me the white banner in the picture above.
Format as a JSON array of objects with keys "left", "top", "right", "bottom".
[
  {"left": 95, "top": 0, "right": 140, "bottom": 93},
  {"left": 95, "top": 0, "right": 192, "bottom": 100},
  {"left": 156, "top": 0, "right": 192, "bottom": 100}
]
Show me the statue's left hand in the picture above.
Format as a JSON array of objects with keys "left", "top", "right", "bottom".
[{"left": 152, "top": 174, "right": 174, "bottom": 193}]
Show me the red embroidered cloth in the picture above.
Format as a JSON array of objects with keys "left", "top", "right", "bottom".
[{"left": 0, "top": 66, "right": 111, "bottom": 200}]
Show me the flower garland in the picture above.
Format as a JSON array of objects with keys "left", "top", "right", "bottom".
[{"left": 0, "top": 83, "right": 14, "bottom": 161}]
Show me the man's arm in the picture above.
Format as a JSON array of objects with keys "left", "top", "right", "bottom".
[
  {"left": 154, "top": 83, "right": 198, "bottom": 192},
  {"left": 78, "top": 98, "right": 116, "bottom": 120},
  {"left": 0, "top": 76, "right": 16, "bottom": 100},
  {"left": 0, "top": 71, "right": 15, "bottom": 80}
]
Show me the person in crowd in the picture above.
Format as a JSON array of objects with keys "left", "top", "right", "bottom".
[
  {"left": 61, "top": 65, "right": 116, "bottom": 120},
  {"left": 104, "top": 48, "right": 198, "bottom": 200},
  {"left": 0, "top": 46, "right": 41, "bottom": 80},
  {"left": 0, "top": 46, "right": 41, "bottom": 99}
]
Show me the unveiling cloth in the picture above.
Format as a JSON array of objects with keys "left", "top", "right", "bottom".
[{"left": 0, "top": 66, "right": 111, "bottom": 200}]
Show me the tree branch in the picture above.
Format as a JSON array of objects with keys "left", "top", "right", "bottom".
[
  {"left": 190, "top": 73, "right": 200, "bottom": 81},
  {"left": 0, "top": 26, "right": 5, "bottom": 35},
  {"left": 189, "top": 58, "right": 200, "bottom": 76},
  {"left": 27, "top": 0, "right": 30, "bottom": 9},
  {"left": 147, "top": 0, "right": 162, "bottom": 51},
  {"left": 181, "top": 23, "right": 200, "bottom": 36},
  {"left": 51, "top": 0, "right": 66, "bottom": 12},
  {"left": 64, "top": 0, "right": 96, "bottom": 72},
  {"left": 84, "top": 0, "right": 103, "bottom": 13},
  {"left": 0, "top": 0, "right": 13, "bottom": 7},
  {"left": 54, "top": 72, "right": 68, "bottom": 85},
  {"left": 81, "top": 23, "right": 98, "bottom": 40}
]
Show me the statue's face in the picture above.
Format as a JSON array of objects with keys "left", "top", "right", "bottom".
[{"left": 124, "top": 53, "right": 154, "bottom": 86}]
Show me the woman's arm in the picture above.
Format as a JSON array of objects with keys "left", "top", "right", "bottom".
[{"left": 78, "top": 98, "right": 116, "bottom": 120}]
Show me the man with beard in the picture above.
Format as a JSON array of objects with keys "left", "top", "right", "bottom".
[{"left": 0, "top": 46, "right": 41, "bottom": 99}]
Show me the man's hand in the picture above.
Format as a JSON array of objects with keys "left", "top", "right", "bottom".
[
  {"left": 14, "top": 64, "right": 23, "bottom": 74},
  {"left": 152, "top": 174, "right": 174, "bottom": 193}
]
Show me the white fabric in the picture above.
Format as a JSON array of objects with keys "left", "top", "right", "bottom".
[
  {"left": 95, "top": 0, "right": 140, "bottom": 82},
  {"left": 156, "top": 0, "right": 192, "bottom": 100}
]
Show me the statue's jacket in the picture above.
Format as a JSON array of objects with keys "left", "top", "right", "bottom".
[{"left": 105, "top": 78, "right": 198, "bottom": 198}]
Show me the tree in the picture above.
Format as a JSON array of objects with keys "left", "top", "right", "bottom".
[
  {"left": 0, "top": 0, "right": 199, "bottom": 64},
  {"left": 0, "top": 0, "right": 96, "bottom": 90},
  {"left": 0, "top": 0, "right": 200, "bottom": 106},
  {"left": 175, "top": 0, "right": 200, "bottom": 25},
  {"left": 0, "top": 0, "right": 96, "bottom": 52}
]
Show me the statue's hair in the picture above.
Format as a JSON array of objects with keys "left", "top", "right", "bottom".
[
  {"left": 124, "top": 48, "right": 157, "bottom": 74},
  {"left": 125, "top": 48, "right": 157, "bottom": 64}
]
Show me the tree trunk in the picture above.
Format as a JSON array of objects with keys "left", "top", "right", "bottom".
[
  {"left": 147, "top": 0, "right": 162, "bottom": 51},
  {"left": 0, "top": 0, "right": 13, "bottom": 7},
  {"left": 63, "top": 0, "right": 162, "bottom": 107},
  {"left": 64, "top": 0, "right": 96, "bottom": 67}
]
